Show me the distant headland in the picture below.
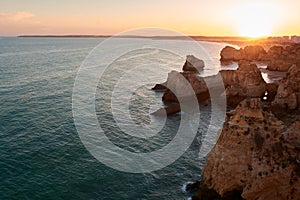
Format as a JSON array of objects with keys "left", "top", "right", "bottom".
[{"left": 18, "top": 35, "right": 300, "bottom": 46}]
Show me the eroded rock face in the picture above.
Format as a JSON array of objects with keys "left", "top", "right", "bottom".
[
  {"left": 220, "top": 46, "right": 245, "bottom": 61},
  {"left": 284, "top": 120, "right": 300, "bottom": 148},
  {"left": 182, "top": 55, "right": 205, "bottom": 72},
  {"left": 267, "top": 60, "right": 294, "bottom": 72},
  {"left": 220, "top": 61, "right": 266, "bottom": 106},
  {"left": 267, "top": 44, "right": 300, "bottom": 72},
  {"left": 220, "top": 44, "right": 300, "bottom": 72},
  {"left": 162, "top": 70, "right": 209, "bottom": 102},
  {"left": 195, "top": 98, "right": 300, "bottom": 200},
  {"left": 220, "top": 46, "right": 266, "bottom": 62},
  {"left": 272, "top": 64, "right": 300, "bottom": 110},
  {"left": 243, "top": 45, "right": 267, "bottom": 61}
]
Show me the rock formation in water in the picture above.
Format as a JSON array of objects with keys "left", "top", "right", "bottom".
[
  {"left": 220, "top": 45, "right": 266, "bottom": 62},
  {"left": 162, "top": 70, "right": 209, "bottom": 103},
  {"left": 151, "top": 82, "right": 167, "bottom": 91},
  {"left": 182, "top": 55, "right": 205, "bottom": 72},
  {"left": 153, "top": 58, "right": 272, "bottom": 114},
  {"left": 220, "top": 44, "right": 300, "bottom": 72},
  {"left": 193, "top": 98, "right": 300, "bottom": 200},
  {"left": 152, "top": 55, "right": 209, "bottom": 115}
]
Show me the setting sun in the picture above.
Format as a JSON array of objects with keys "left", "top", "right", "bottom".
[{"left": 232, "top": 2, "right": 280, "bottom": 38}]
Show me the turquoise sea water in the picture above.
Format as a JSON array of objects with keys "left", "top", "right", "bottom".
[{"left": 0, "top": 37, "right": 228, "bottom": 199}]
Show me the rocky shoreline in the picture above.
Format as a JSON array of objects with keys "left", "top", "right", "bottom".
[
  {"left": 220, "top": 44, "right": 300, "bottom": 72},
  {"left": 152, "top": 45, "right": 300, "bottom": 199}
]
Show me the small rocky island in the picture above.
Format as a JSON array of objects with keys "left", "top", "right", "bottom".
[{"left": 152, "top": 44, "right": 300, "bottom": 199}]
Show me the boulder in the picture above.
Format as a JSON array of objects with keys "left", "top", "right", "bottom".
[
  {"left": 194, "top": 98, "right": 300, "bottom": 200},
  {"left": 182, "top": 55, "right": 205, "bottom": 72}
]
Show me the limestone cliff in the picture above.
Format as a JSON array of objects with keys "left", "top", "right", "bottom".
[{"left": 194, "top": 98, "right": 300, "bottom": 200}]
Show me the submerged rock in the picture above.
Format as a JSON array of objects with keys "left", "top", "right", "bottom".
[{"left": 194, "top": 98, "right": 300, "bottom": 200}]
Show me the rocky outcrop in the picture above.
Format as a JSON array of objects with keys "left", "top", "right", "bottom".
[
  {"left": 194, "top": 98, "right": 300, "bottom": 200},
  {"left": 182, "top": 55, "right": 205, "bottom": 72},
  {"left": 162, "top": 70, "right": 209, "bottom": 103},
  {"left": 267, "top": 60, "right": 294, "bottom": 72},
  {"left": 220, "top": 44, "right": 300, "bottom": 72},
  {"left": 272, "top": 64, "right": 300, "bottom": 110},
  {"left": 220, "top": 46, "right": 245, "bottom": 61},
  {"left": 220, "top": 61, "right": 266, "bottom": 106},
  {"left": 151, "top": 82, "right": 167, "bottom": 91},
  {"left": 220, "top": 45, "right": 266, "bottom": 62},
  {"left": 267, "top": 44, "right": 300, "bottom": 71},
  {"left": 243, "top": 45, "right": 267, "bottom": 61},
  {"left": 156, "top": 60, "right": 267, "bottom": 109},
  {"left": 284, "top": 121, "right": 300, "bottom": 148}
]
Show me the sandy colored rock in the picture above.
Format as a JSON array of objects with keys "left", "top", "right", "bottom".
[
  {"left": 220, "top": 61, "right": 266, "bottom": 106},
  {"left": 196, "top": 98, "right": 300, "bottom": 200},
  {"left": 220, "top": 46, "right": 245, "bottom": 61},
  {"left": 243, "top": 45, "right": 267, "bottom": 61},
  {"left": 182, "top": 55, "right": 205, "bottom": 72},
  {"left": 162, "top": 70, "right": 208, "bottom": 102},
  {"left": 272, "top": 64, "right": 300, "bottom": 109}
]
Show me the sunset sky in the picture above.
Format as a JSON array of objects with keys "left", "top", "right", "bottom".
[{"left": 0, "top": 0, "right": 299, "bottom": 37}]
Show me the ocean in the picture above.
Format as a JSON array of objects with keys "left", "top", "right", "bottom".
[{"left": 1, "top": 37, "right": 231, "bottom": 199}]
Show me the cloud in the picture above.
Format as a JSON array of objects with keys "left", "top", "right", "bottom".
[{"left": 0, "top": 11, "right": 35, "bottom": 22}]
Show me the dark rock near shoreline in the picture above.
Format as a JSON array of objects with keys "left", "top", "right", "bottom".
[
  {"left": 182, "top": 55, "right": 205, "bottom": 72},
  {"left": 194, "top": 98, "right": 300, "bottom": 200},
  {"left": 151, "top": 82, "right": 167, "bottom": 90}
]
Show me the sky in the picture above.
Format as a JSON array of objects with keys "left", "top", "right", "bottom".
[{"left": 0, "top": 0, "right": 299, "bottom": 37}]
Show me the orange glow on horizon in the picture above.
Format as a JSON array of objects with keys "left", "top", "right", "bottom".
[{"left": 0, "top": 0, "right": 299, "bottom": 36}]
